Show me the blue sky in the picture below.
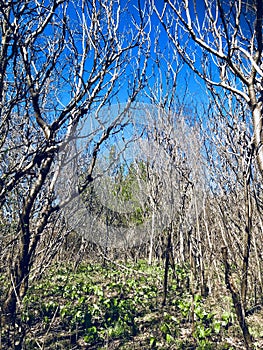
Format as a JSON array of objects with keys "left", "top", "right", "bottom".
[{"left": 43, "top": 0, "right": 208, "bottom": 120}]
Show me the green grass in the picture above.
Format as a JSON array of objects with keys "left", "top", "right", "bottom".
[{"left": 1, "top": 260, "right": 263, "bottom": 349}]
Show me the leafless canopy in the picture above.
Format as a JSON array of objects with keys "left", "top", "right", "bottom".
[
  {"left": 0, "top": 0, "right": 150, "bottom": 319},
  {"left": 153, "top": 0, "right": 263, "bottom": 175}
]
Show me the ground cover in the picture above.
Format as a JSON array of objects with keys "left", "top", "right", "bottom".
[{"left": 1, "top": 260, "right": 263, "bottom": 349}]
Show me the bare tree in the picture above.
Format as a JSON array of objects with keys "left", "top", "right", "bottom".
[
  {"left": 204, "top": 87, "right": 263, "bottom": 345},
  {"left": 0, "top": 0, "right": 150, "bottom": 335},
  {"left": 152, "top": 2, "right": 263, "bottom": 347},
  {"left": 153, "top": 0, "right": 263, "bottom": 176}
]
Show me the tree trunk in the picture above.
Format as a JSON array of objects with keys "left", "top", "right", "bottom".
[
  {"left": 3, "top": 237, "right": 30, "bottom": 323},
  {"left": 241, "top": 179, "right": 252, "bottom": 309},
  {"left": 148, "top": 211, "right": 155, "bottom": 265},
  {"left": 162, "top": 228, "right": 172, "bottom": 306},
  {"left": 251, "top": 102, "right": 263, "bottom": 176},
  {"left": 221, "top": 246, "right": 254, "bottom": 350}
]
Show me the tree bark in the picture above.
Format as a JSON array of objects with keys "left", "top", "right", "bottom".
[
  {"left": 162, "top": 227, "right": 172, "bottom": 306},
  {"left": 251, "top": 103, "right": 263, "bottom": 176},
  {"left": 221, "top": 246, "right": 254, "bottom": 350}
]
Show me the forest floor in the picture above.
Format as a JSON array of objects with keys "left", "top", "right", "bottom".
[{"left": 1, "top": 259, "right": 263, "bottom": 349}]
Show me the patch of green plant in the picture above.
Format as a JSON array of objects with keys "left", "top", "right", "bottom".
[
  {"left": 19, "top": 261, "right": 161, "bottom": 347},
  {"left": 160, "top": 312, "right": 178, "bottom": 345},
  {"left": 2, "top": 260, "right": 242, "bottom": 349}
]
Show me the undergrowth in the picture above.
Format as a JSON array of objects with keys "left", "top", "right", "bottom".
[{"left": 1, "top": 260, "right": 263, "bottom": 349}]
